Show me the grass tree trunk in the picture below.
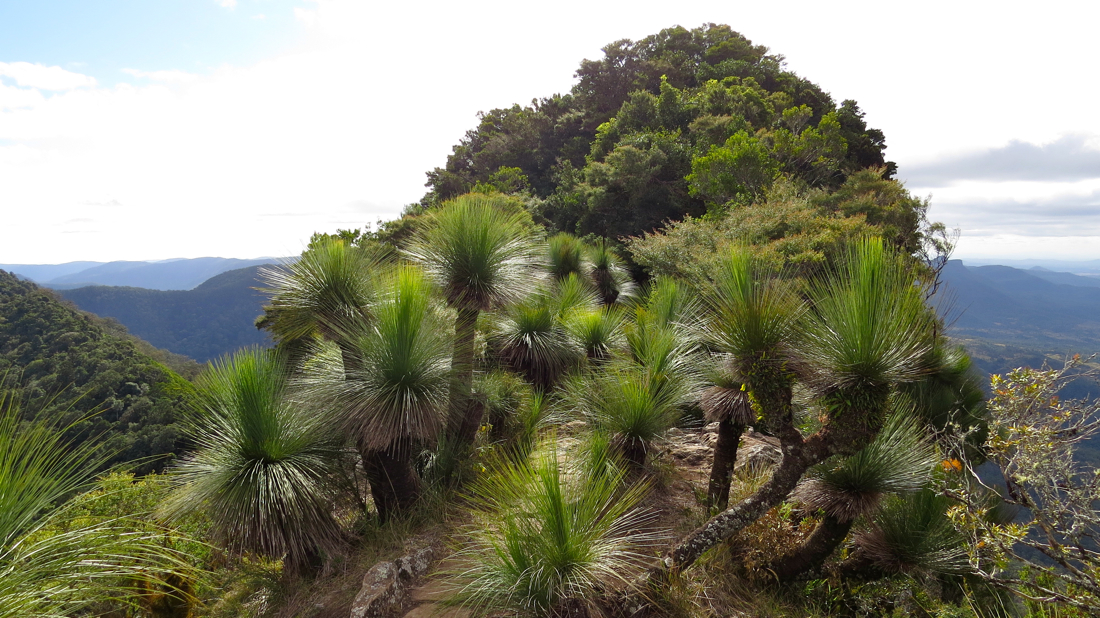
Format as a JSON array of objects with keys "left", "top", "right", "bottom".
[
  {"left": 360, "top": 440, "right": 421, "bottom": 523},
  {"left": 768, "top": 514, "right": 853, "bottom": 581},
  {"left": 707, "top": 419, "right": 745, "bottom": 510},
  {"left": 448, "top": 307, "right": 482, "bottom": 446},
  {"left": 621, "top": 440, "right": 648, "bottom": 471}
]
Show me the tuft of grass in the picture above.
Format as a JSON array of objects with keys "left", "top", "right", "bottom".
[
  {"left": 446, "top": 440, "right": 661, "bottom": 617},
  {"left": 0, "top": 389, "right": 194, "bottom": 618}
]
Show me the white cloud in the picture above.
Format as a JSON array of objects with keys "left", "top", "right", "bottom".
[
  {"left": 1, "top": 0, "right": 1099, "bottom": 262},
  {"left": 0, "top": 61, "right": 96, "bottom": 90},
  {"left": 121, "top": 68, "right": 199, "bottom": 84},
  {"left": 293, "top": 7, "right": 317, "bottom": 26},
  {"left": 217, "top": 0, "right": 237, "bottom": 9}
]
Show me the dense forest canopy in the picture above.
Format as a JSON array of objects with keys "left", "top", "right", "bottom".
[
  {"left": 0, "top": 270, "right": 190, "bottom": 471},
  {"left": 420, "top": 23, "right": 901, "bottom": 247},
  {"left": 59, "top": 265, "right": 275, "bottom": 363}
]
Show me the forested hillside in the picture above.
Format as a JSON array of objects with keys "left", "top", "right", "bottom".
[
  {"left": 420, "top": 23, "right": 906, "bottom": 250},
  {"left": 936, "top": 260, "right": 1100, "bottom": 380},
  {"left": 6, "top": 23, "right": 1095, "bottom": 618},
  {"left": 0, "top": 269, "right": 189, "bottom": 471},
  {"left": 60, "top": 265, "right": 274, "bottom": 362}
]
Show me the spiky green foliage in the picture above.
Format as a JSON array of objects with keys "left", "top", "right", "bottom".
[
  {"left": 585, "top": 239, "right": 636, "bottom": 305},
  {"left": 0, "top": 390, "right": 191, "bottom": 618},
  {"left": 563, "top": 306, "right": 626, "bottom": 361},
  {"left": 162, "top": 348, "right": 344, "bottom": 569},
  {"left": 407, "top": 193, "right": 546, "bottom": 312},
  {"left": 407, "top": 193, "right": 547, "bottom": 445},
  {"left": 799, "top": 408, "right": 937, "bottom": 521},
  {"left": 547, "top": 233, "right": 589, "bottom": 281},
  {"left": 900, "top": 342, "right": 987, "bottom": 438},
  {"left": 635, "top": 276, "right": 697, "bottom": 328},
  {"left": 495, "top": 293, "right": 583, "bottom": 390},
  {"left": 700, "top": 246, "right": 804, "bottom": 369},
  {"left": 625, "top": 278, "right": 701, "bottom": 398},
  {"left": 448, "top": 442, "right": 659, "bottom": 617},
  {"left": 553, "top": 272, "right": 600, "bottom": 315},
  {"left": 854, "top": 489, "right": 969, "bottom": 577},
  {"left": 258, "top": 238, "right": 379, "bottom": 342},
  {"left": 803, "top": 237, "right": 934, "bottom": 410},
  {"left": 304, "top": 266, "right": 452, "bottom": 450},
  {"left": 566, "top": 364, "right": 691, "bottom": 467}
]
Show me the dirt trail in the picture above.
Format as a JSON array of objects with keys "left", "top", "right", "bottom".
[{"left": 399, "top": 561, "right": 469, "bottom": 618}]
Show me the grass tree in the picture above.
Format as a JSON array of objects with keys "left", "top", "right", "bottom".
[
  {"left": 663, "top": 238, "right": 935, "bottom": 574},
  {"left": 493, "top": 275, "right": 593, "bottom": 391},
  {"left": 563, "top": 305, "right": 626, "bottom": 363},
  {"left": 697, "top": 247, "right": 804, "bottom": 509},
  {"left": 768, "top": 409, "right": 937, "bottom": 581},
  {"left": 843, "top": 489, "right": 969, "bottom": 580},
  {"left": 699, "top": 367, "right": 755, "bottom": 510},
  {"left": 407, "top": 193, "right": 546, "bottom": 446},
  {"left": 258, "top": 237, "right": 380, "bottom": 350},
  {"left": 566, "top": 363, "right": 691, "bottom": 469},
  {"left": 447, "top": 441, "right": 660, "bottom": 618},
  {"left": 0, "top": 390, "right": 191, "bottom": 617},
  {"left": 547, "top": 233, "right": 589, "bottom": 281},
  {"left": 162, "top": 348, "right": 345, "bottom": 571},
  {"left": 301, "top": 265, "right": 452, "bottom": 521},
  {"left": 586, "top": 238, "right": 636, "bottom": 306}
]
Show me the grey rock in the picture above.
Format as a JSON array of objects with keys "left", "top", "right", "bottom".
[
  {"left": 735, "top": 438, "right": 782, "bottom": 471},
  {"left": 350, "top": 561, "right": 404, "bottom": 618},
  {"left": 350, "top": 547, "right": 436, "bottom": 618},
  {"left": 396, "top": 547, "right": 434, "bottom": 581}
]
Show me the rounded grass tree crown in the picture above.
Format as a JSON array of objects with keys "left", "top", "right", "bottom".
[
  {"left": 297, "top": 265, "right": 453, "bottom": 451},
  {"left": 162, "top": 348, "right": 345, "bottom": 568},
  {"left": 407, "top": 193, "right": 547, "bottom": 312},
  {"left": 803, "top": 237, "right": 935, "bottom": 398}
]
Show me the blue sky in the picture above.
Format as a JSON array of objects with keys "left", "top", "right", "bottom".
[
  {"left": 0, "top": 1, "right": 307, "bottom": 85},
  {"left": 1, "top": 0, "right": 1098, "bottom": 263}
]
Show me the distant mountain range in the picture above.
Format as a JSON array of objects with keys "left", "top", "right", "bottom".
[
  {"left": 959, "top": 258, "right": 1100, "bottom": 276},
  {"left": 57, "top": 265, "right": 276, "bottom": 363},
  {"left": 936, "top": 259, "right": 1100, "bottom": 382},
  {"left": 0, "top": 256, "right": 288, "bottom": 290}
]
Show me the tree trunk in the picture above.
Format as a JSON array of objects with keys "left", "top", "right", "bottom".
[
  {"left": 707, "top": 419, "right": 745, "bottom": 510},
  {"left": 361, "top": 441, "right": 421, "bottom": 523},
  {"left": 621, "top": 440, "right": 648, "bottom": 471},
  {"left": 661, "top": 414, "right": 884, "bottom": 575},
  {"left": 447, "top": 307, "right": 480, "bottom": 445},
  {"left": 767, "top": 514, "right": 854, "bottom": 582}
]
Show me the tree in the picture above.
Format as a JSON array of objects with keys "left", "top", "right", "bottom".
[
  {"left": 661, "top": 238, "right": 934, "bottom": 575},
  {"left": 767, "top": 410, "right": 937, "bottom": 580},
  {"left": 943, "top": 357, "right": 1100, "bottom": 612},
  {"left": 407, "top": 193, "right": 546, "bottom": 447},
  {"left": 162, "top": 348, "right": 344, "bottom": 570},
  {"left": 696, "top": 247, "right": 802, "bottom": 509},
  {"left": 686, "top": 131, "right": 779, "bottom": 207},
  {"left": 300, "top": 266, "right": 452, "bottom": 521}
]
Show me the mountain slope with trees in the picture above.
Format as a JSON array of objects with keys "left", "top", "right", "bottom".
[
  {"left": 6, "top": 23, "right": 1092, "bottom": 618},
  {"left": 420, "top": 23, "right": 901, "bottom": 246},
  {"left": 0, "top": 269, "right": 190, "bottom": 472},
  {"left": 58, "top": 265, "right": 274, "bottom": 363}
]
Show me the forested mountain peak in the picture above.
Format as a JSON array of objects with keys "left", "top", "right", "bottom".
[{"left": 422, "top": 23, "right": 895, "bottom": 243}]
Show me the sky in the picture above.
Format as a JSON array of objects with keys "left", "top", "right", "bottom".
[{"left": 1, "top": 0, "right": 1098, "bottom": 264}]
